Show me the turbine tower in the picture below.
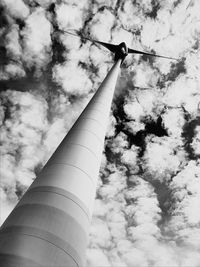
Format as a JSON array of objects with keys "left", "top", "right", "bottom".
[
  {"left": 0, "top": 31, "right": 176, "bottom": 267},
  {"left": 0, "top": 60, "right": 122, "bottom": 267}
]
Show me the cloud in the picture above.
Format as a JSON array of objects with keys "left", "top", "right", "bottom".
[
  {"left": 143, "top": 135, "right": 186, "bottom": 181},
  {"left": 1, "top": 0, "right": 29, "bottom": 19},
  {"left": 162, "top": 108, "right": 185, "bottom": 137},
  {"left": 191, "top": 126, "right": 200, "bottom": 156},
  {"left": 5, "top": 24, "right": 22, "bottom": 59},
  {"left": 89, "top": 9, "right": 115, "bottom": 42},
  {"left": 56, "top": 3, "right": 85, "bottom": 30},
  {"left": 53, "top": 61, "right": 92, "bottom": 95},
  {"left": 21, "top": 7, "right": 52, "bottom": 71},
  {"left": 121, "top": 145, "right": 139, "bottom": 171},
  {"left": 87, "top": 248, "right": 111, "bottom": 267},
  {"left": 35, "top": 0, "right": 56, "bottom": 9},
  {"left": 0, "top": 90, "right": 48, "bottom": 223},
  {"left": 118, "top": 0, "right": 142, "bottom": 29},
  {"left": 166, "top": 160, "right": 200, "bottom": 256},
  {"left": 3, "top": 63, "right": 26, "bottom": 79},
  {"left": 124, "top": 100, "right": 144, "bottom": 121},
  {"left": 163, "top": 76, "right": 200, "bottom": 116}
]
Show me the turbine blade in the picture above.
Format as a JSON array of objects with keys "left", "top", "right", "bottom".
[
  {"left": 128, "top": 48, "right": 178, "bottom": 60},
  {"left": 93, "top": 40, "right": 118, "bottom": 53},
  {"left": 62, "top": 29, "right": 117, "bottom": 53}
]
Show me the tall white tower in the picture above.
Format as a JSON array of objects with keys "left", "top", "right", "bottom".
[{"left": 0, "top": 58, "right": 122, "bottom": 267}]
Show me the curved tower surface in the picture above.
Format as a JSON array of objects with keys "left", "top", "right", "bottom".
[{"left": 0, "top": 58, "right": 122, "bottom": 267}]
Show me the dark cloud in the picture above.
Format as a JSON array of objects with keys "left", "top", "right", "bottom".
[
  {"left": 0, "top": 5, "right": 8, "bottom": 29},
  {"left": 173, "top": 0, "right": 183, "bottom": 9},
  {"left": 182, "top": 116, "right": 200, "bottom": 160},
  {"left": 145, "top": 0, "right": 161, "bottom": 19},
  {"left": 157, "top": 58, "right": 186, "bottom": 88}
]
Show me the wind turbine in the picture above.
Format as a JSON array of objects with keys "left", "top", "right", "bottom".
[
  {"left": 63, "top": 29, "right": 177, "bottom": 64},
  {"left": 0, "top": 29, "right": 177, "bottom": 267}
]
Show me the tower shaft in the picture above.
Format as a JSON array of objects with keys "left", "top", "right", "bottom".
[{"left": 0, "top": 59, "right": 122, "bottom": 267}]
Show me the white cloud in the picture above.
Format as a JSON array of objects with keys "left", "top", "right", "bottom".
[
  {"left": 22, "top": 7, "right": 51, "bottom": 69},
  {"left": 144, "top": 136, "right": 186, "bottom": 181},
  {"left": 89, "top": 218, "right": 111, "bottom": 249},
  {"left": 90, "top": 10, "right": 115, "bottom": 42},
  {"left": 89, "top": 45, "right": 108, "bottom": 67},
  {"left": 5, "top": 63, "right": 25, "bottom": 79},
  {"left": 5, "top": 24, "right": 22, "bottom": 59},
  {"left": 0, "top": 63, "right": 25, "bottom": 80},
  {"left": 56, "top": 3, "right": 84, "bottom": 30},
  {"left": 126, "top": 121, "right": 145, "bottom": 135},
  {"left": 164, "top": 76, "right": 200, "bottom": 116},
  {"left": 1, "top": 0, "right": 29, "bottom": 19},
  {"left": 121, "top": 146, "right": 139, "bottom": 173},
  {"left": 118, "top": 0, "right": 142, "bottom": 29},
  {"left": 121, "top": 247, "right": 148, "bottom": 267},
  {"left": 0, "top": 188, "right": 17, "bottom": 225},
  {"left": 0, "top": 91, "right": 48, "bottom": 223},
  {"left": 124, "top": 100, "right": 144, "bottom": 120},
  {"left": 166, "top": 160, "right": 200, "bottom": 254},
  {"left": 106, "top": 114, "right": 117, "bottom": 138},
  {"left": 162, "top": 108, "right": 185, "bottom": 137},
  {"left": 99, "top": 171, "right": 126, "bottom": 201},
  {"left": 43, "top": 118, "right": 66, "bottom": 153},
  {"left": 112, "top": 28, "right": 133, "bottom": 48},
  {"left": 87, "top": 248, "right": 111, "bottom": 267},
  {"left": 107, "top": 132, "right": 128, "bottom": 155},
  {"left": 53, "top": 61, "right": 92, "bottom": 95}
]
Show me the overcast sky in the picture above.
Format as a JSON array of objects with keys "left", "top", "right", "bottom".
[{"left": 0, "top": 0, "right": 200, "bottom": 266}]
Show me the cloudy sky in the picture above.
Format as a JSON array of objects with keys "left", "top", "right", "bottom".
[{"left": 0, "top": 0, "right": 200, "bottom": 266}]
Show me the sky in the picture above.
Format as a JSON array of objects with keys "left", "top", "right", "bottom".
[{"left": 0, "top": 0, "right": 200, "bottom": 266}]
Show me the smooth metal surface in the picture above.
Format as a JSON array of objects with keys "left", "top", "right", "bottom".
[{"left": 0, "top": 59, "right": 122, "bottom": 267}]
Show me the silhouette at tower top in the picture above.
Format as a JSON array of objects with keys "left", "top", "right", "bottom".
[{"left": 62, "top": 29, "right": 178, "bottom": 64}]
